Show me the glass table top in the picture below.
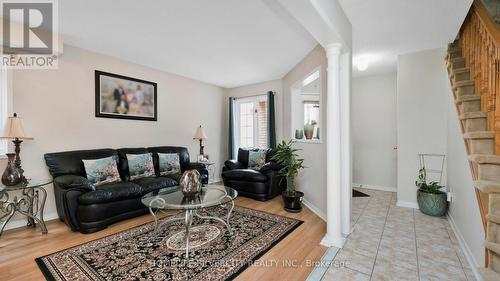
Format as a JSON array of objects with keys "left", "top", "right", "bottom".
[
  {"left": 0, "top": 179, "right": 53, "bottom": 192},
  {"left": 141, "top": 185, "right": 238, "bottom": 210}
]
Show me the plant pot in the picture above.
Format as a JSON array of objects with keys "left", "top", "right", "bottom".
[
  {"left": 417, "top": 190, "right": 448, "bottom": 217},
  {"left": 304, "top": 124, "right": 315, "bottom": 140},
  {"left": 282, "top": 191, "right": 304, "bottom": 213}
]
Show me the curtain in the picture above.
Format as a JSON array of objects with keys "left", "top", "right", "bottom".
[
  {"left": 267, "top": 91, "right": 276, "bottom": 149},
  {"left": 228, "top": 97, "right": 236, "bottom": 159}
]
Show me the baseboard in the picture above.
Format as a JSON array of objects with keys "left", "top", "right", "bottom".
[
  {"left": 352, "top": 183, "right": 397, "bottom": 193},
  {"left": 447, "top": 213, "right": 482, "bottom": 281},
  {"left": 302, "top": 199, "right": 326, "bottom": 222},
  {"left": 4, "top": 211, "right": 59, "bottom": 231},
  {"left": 396, "top": 200, "right": 419, "bottom": 209}
]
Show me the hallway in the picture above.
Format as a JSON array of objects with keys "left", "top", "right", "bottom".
[{"left": 317, "top": 188, "right": 475, "bottom": 281}]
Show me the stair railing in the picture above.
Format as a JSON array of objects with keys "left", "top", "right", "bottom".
[{"left": 459, "top": 0, "right": 500, "bottom": 154}]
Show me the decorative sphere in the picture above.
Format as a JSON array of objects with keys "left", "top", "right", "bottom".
[{"left": 179, "top": 170, "right": 201, "bottom": 196}]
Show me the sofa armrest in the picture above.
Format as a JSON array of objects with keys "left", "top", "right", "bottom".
[
  {"left": 224, "top": 160, "right": 245, "bottom": 170},
  {"left": 259, "top": 161, "right": 282, "bottom": 173},
  {"left": 54, "top": 175, "right": 95, "bottom": 191},
  {"left": 53, "top": 175, "right": 94, "bottom": 231}
]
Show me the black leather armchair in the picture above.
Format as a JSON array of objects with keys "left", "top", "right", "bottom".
[
  {"left": 221, "top": 148, "right": 284, "bottom": 201},
  {"left": 44, "top": 146, "right": 207, "bottom": 233}
]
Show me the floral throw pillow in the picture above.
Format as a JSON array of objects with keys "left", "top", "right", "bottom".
[
  {"left": 158, "top": 153, "right": 181, "bottom": 176},
  {"left": 248, "top": 150, "right": 267, "bottom": 170},
  {"left": 127, "top": 153, "right": 155, "bottom": 180},
  {"left": 82, "top": 156, "right": 121, "bottom": 187}
]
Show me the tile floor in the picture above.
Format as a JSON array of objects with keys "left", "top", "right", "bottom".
[{"left": 319, "top": 188, "right": 476, "bottom": 281}]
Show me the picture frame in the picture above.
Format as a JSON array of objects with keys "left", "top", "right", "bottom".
[{"left": 95, "top": 70, "right": 157, "bottom": 121}]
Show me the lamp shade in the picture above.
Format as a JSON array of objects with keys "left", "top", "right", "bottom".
[
  {"left": 193, "top": 125, "right": 207, "bottom": 140},
  {"left": 0, "top": 113, "right": 33, "bottom": 140}
]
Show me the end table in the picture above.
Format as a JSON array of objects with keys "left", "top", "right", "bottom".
[
  {"left": 0, "top": 179, "right": 52, "bottom": 237},
  {"left": 196, "top": 161, "right": 216, "bottom": 184}
]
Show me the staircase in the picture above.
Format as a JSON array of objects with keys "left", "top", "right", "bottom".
[{"left": 446, "top": 1, "right": 500, "bottom": 277}]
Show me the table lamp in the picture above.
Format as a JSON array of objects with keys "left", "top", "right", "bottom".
[
  {"left": 193, "top": 125, "right": 208, "bottom": 155},
  {"left": 1, "top": 113, "right": 33, "bottom": 183}
]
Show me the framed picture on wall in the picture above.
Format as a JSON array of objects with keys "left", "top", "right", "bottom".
[{"left": 95, "top": 70, "right": 157, "bottom": 121}]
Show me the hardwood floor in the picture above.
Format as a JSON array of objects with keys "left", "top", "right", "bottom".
[{"left": 0, "top": 196, "right": 326, "bottom": 281}]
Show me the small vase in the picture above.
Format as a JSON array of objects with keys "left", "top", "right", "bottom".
[
  {"left": 304, "top": 124, "right": 315, "bottom": 140},
  {"left": 179, "top": 170, "right": 202, "bottom": 197},
  {"left": 1, "top": 153, "right": 22, "bottom": 186},
  {"left": 295, "top": 129, "right": 304, "bottom": 139}
]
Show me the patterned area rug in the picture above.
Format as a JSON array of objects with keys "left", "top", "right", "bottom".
[{"left": 36, "top": 206, "right": 303, "bottom": 281}]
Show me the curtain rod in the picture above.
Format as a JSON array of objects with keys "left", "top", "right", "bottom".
[{"left": 231, "top": 91, "right": 275, "bottom": 100}]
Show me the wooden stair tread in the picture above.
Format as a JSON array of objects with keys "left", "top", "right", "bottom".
[
  {"left": 478, "top": 268, "right": 500, "bottom": 281},
  {"left": 485, "top": 241, "right": 500, "bottom": 255},
  {"left": 488, "top": 214, "right": 500, "bottom": 224},
  {"left": 453, "top": 80, "right": 475, "bottom": 89},
  {"left": 460, "top": 112, "right": 488, "bottom": 119},
  {"left": 464, "top": 131, "right": 495, "bottom": 139},
  {"left": 456, "top": 95, "right": 480, "bottom": 103},
  {"left": 474, "top": 180, "right": 500, "bottom": 193},
  {"left": 453, "top": 67, "right": 470, "bottom": 74},
  {"left": 450, "top": 57, "right": 465, "bottom": 63},
  {"left": 469, "top": 154, "right": 500, "bottom": 165}
]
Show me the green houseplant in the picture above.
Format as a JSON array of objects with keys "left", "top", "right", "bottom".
[
  {"left": 271, "top": 140, "right": 305, "bottom": 212},
  {"left": 415, "top": 168, "right": 448, "bottom": 216}
]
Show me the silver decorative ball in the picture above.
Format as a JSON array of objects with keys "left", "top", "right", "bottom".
[{"left": 179, "top": 170, "right": 201, "bottom": 196}]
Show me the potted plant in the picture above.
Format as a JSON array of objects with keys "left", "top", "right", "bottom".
[
  {"left": 271, "top": 140, "right": 305, "bottom": 212},
  {"left": 415, "top": 168, "right": 448, "bottom": 216}
]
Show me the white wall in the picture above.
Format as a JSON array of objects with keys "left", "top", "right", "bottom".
[
  {"left": 352, "top": 73, "right": 397, "bottom": 189},
  {"left": 446, "top": 91, "right": 485, "bottom": 267},
  {"left": 3, "top": 44, "right": 226, "bottom": 229},
  {"left": 396, "top": 48, "right": 449, "bottom": 208},
  {"left": 282, "top": 45, "right": 328, "bottom": 219}
]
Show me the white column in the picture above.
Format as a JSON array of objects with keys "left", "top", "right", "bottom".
[
  {"left": 340, "top": 51, "right": 352, "bottom": 236},
  {"left": 321, "top": 43, "right": 345, "bottom": 248}
]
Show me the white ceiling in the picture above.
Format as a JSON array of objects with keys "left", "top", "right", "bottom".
[
  {"left": 59, "top": 0, "right": 318, "bottom": 88},
  {"left": 338, "top": 0, "right": 473, "bottom": 77}
]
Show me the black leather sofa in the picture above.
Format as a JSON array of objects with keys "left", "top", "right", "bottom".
[
  {"left": 44, "top": 146, "right": 207, "bottom": 233},
  {"left": 221, "top": 148, "right": 284, "bottom": 201}
]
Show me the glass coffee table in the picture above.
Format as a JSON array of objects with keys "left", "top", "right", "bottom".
[{"left": 141, "top": 185, "right": 238, "bottom": 258}]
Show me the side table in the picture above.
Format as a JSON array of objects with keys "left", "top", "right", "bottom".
[
  {"left": 196, "top": 161, "right": 216, "bottom": 184},
  {"left": 0, "top": 179, "right": 52, "bottom": 237}
]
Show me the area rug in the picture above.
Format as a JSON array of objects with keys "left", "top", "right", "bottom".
[{"left": 35, "top": 206, "right": 302, "bottom": 281}]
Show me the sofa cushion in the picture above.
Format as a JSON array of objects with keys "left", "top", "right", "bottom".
[
  {"left": 132, "top": 176, "right": 178, "bottom": 194},
  {"left": 148, "top": 146, "right": 190, "bottom": 173},
  {"left": 78, "top": 181, "right": 143, "bottom": 205},
  {"left": 158, "top": 153, "right": 181, "bottom": 176},
  {"left": 221, "top": 169, "right": 268, "bottom": 182},
  {"left": 126, "top": 153, "right": 155, "bottom": 180},
  {"left": 82, "top": 156, "right": 121, "bottom": 186},
  {"left": 248, "top": 150, "right": 267, "bottom": 170},
  {"left": 117, "top": 147, "right": 149, "bottom": 181}
]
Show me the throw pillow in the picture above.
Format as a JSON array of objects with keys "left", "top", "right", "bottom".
[
  {"left": 127, "top": 153, "right": 155, "bottom": 180},
  {"left": 158, "top": 153, "right": 181, "bottom": 176},
  {"left": 248, "top": 150, "right": 266, "bottom": 170},
  {"left": 82, "top": 156, "right": 121, "bottom": 186}
]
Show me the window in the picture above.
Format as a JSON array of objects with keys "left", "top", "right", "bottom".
[
  {"left": 0, "top": 66, "right": 7, "bottom": 155},
  {"left": 235, "top": 95, "right": 268, "bottom": 150}
]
